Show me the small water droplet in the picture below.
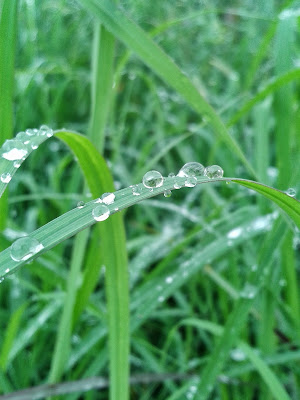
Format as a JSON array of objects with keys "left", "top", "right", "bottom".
[
  {"left": 227, "top": 227, "right": 243, "bottom": 240},
  {"left": 92, "top": 205, "right": 110, "bottom": 221},
  {"left": 205, "top": 165, "right": 224, "bottom": 178},
  {"left": 185, "top": 177, "right": 197, "bottom": 187},
  {"left": 173, "top": 176, "right": 182, "bottom": 189},
  {"left": 10, "top": 237, "right": 44, "bottom": 262},
  {"left": 168, "top": 172, "right": 175, "bottom": 178},
  {"left": 177, "top": 162, "right": 205, "bottom": 178},
  {"left": 13, "top": 161, "right": 21, "bottom": 168},
  {"left": 25, "top": 129, "right": 35, "bottom": 136},
  {"left": 240, "top": 283, "right": 257, "bottom": 299},
  {"left": 163, "top": 189, "right": 172, "bottom": 197},
  {"left": 1, "top": 139, "right": 28, "bottom": 161},
  {"left": 1, "top": 172, "right": 12, "bottom": 183},
  {"left": 5, "top": 268, "right": 10, "bottom": 274},
  {"left": 158, "top": 296, "right": 165, "bottom": 303},
  {"left": 30, "top": 137, "right": 40, "bottom": 150},
  {"left": 101, "top": 192, "right": 115, "bottom": 205},
  {"left": 131, "top": 184, "right": 143, "bottom": 196},
  {"left": 230, "top": 348, "right": 246, "bottom": 362},
  {"left": 77, "top": 201, "right": 85, "bottom": 209},
  {"left": 165, "top": 276, "right": 173, "bottom": 284},
  {"left": 16, "top": 131, "right": 30, "bottom": 144},
  {"left": 142, "top": 170, "right": 164, "bottom": 189},
  {"left": 286, "top": 188, "right": 296, "bottom": 197},
  {"left": 226, "top": 181, "right": 231, "bottom": 185}
]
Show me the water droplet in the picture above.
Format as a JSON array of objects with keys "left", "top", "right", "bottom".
[
  {"left": 227, "top": 227, "right": 243, "bottom": 240},
  {"left": 205, "top": 165, "right": 224, "bottom": 178},
  {"left": 168, "top": 172, "right": 175, "bottom": 178},
  {"left": 10, "top": 237, "right": 44, "bottom": 262},
  {"left": 92, "top": 205, "right": 110, "bottom": 221},
  {"left": 286, "top": 188, "right": 296, "bottom": 197},
  {"left": 177, "top": 162, "right": 205, "bottom": 178},
  {"left": 163, "top": 189, "right": 172, "bottom": 197},
  {"left": 158, "top": 296, "right": 165, "bottom": 303},
  {"left": 165, "top": 276, "right": 173, "bottom": 284},
  {"left": 230, "top": 348, "right": 246, "bottom": 362},
  {"left": 142, "top": 170, "right": 164, "bottom": 189},
  {"left": 101, "top": 192, "right": 115, "bottom": 205},
  {"left": 5, "top": 268, "right": 10, "bottom": 274},
  {"left": 240, "top": 283, "right": 257, "bottom": 299},
  {"left": 1, "top": 172, "right": 12, "bottom": 183},
  {"left": 251, "top": 264, "right": 257, "bottom": 271},
  {"left": 16, "top": 131, "right": 30, "bottom": 144},
  {"left": 31, "top": 137, "right": 40, "bottom": 150},
  {"left": 185, "top": 177, "right": 197, "bottom": 187},
  {"left": 131, "top": 184, "right": 143, "bottom": 196},
  {"left": 94, "top": 198, "right": 102, "bottom": 203},
  {"left": 14, "top": 161, "right": 21, "bottom": 168},
  {"left": 77, "top": 201, "right": 85, "bottom": 209},
  {"left": 25, "top": 129, "right": 35, "bottom": 136},
  {"left": 1, "top": 139, "right": 28, "bottom": 161}
]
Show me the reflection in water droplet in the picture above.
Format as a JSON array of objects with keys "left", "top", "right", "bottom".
[
  {"left": 142, "top": 170, "right": 164, "bottom": 188},
  {"left": 177, "top": 162, "right": 205, "bottom": 178},
  {"left": 286, "top": 188, "right": 296, "bottom": 197},
  {"left": 101, "top": 192, "right": 115, "bottom": 204},
  {"left": 10, "top": 237, "right": 44, "bottom": 262},
  {"left": 164, "top": 189, "right": 172, "bottom": 197},
  {"left": 77, "top": 201, "right": 85, "bottom": 209},
  {"left": 205, "top": 165, "right": 224, "bottom": 178},
  {"left": 1, "top": 139, "right": 28, "bottom": 161},
  {"left": 1, "top": 173, "right": 12, "bottom": 183},
  {"left": 92, "top": 205, "right": 110, "bottom": 221}
]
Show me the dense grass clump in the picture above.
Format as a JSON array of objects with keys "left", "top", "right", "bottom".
[{"left": 0, "top": 1, "right": 299, "bottom": 400}]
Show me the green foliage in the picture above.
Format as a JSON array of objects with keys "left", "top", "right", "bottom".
[{"left": 0, "top": 1, "right": 299, "bottom": 400}]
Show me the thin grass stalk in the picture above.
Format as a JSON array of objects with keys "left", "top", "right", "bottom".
[{"left": 0, "top": 0, "right": 18, "bottom": 232}]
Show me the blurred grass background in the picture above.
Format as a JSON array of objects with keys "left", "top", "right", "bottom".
[{"left": 0, "top": 0, "right": 300, "bottom": 399}]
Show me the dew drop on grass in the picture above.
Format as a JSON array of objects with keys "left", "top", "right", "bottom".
[
  {"left": 77, "top": 201, "right": 85, "bottom": 209},
  {"left": 142, "top": 170, "right": 163, "bottom": 189},
  {"left": 205, "top": 165, "right": 224, "bottom": 178},
  {"left": 31, "top": 137, "right": 40, "bottom": 150},
  {"left": 240, "top": 283, "right": 257, "bottom": 299},
  {"left": 10, "top": 237, "right": 44, "bottom": 262},
  {"left": 158, "top": 296, "right": 165, "bottom": 303},
  {"left": 92, "top": 204, "right": 110, "bottom": 221},
  {"left": 101, "top": 192, "right": 115, "bottom": 204},
  {"left": 1, "top": 139, "right": 28, "bottom": 161},
  {"left": 177, "top": 162, "right": 205, "bottom": 178},
  {"left": 286, "top": 188, "right": 296, "bottom": 197},
  {"left": 14, "top": 161, "right": 21, "bottom": 168},
  {"left": 165, "top": 276, "right": 173, "bottom": 284},
  {"left": 164, "top": 189, "right": 172, "bottom": 197},
  {"left": 131, "top": 184, "right": 142, "bottom": 196},
  {"left": 16, "top": 131, "right": 30, "bottom": 144},
  {"left": 1, "top": 173, "right": 12, "bottom": 183},
  {"left": 168, "top": 172, "right": 175, "bottom": 178},
  {"left": 185, "top": 177, "right": 197, "bottom": 187}
]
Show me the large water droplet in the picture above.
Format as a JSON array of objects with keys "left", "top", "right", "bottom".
[
  {"left": 177, "top": 162, "right": 205, "bottom": 179},
  {"left": 1, "top": 139, "right": 28, "bottom": 161},
  {"left": 205, "top": 165, "right": 224, "bottom": 178},
  {"left": 10, "top": 237, "right": 44, "bottom": 262},
  {"left": 101, "top": 192, "right": 115, "bottom": 205},
  {"left": 92, "top": 205, "right": 110, "bottom": 221},
  {"left": 1, "top": 172, "right": 12, "bottom": 183},
  {"left": 142, "top": 170, "right": 163, "bottom": 189}
]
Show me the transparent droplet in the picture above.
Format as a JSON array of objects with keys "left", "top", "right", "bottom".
[
  {"left": 165, "top": 276, "right": 173, "bottom": 284},
  {"left": 1, "top": 172, "right": 12, "bottom": 183},
  {"left": 1, "top": 139, "right": 28, "bottom": 161},
  {"left": 168, "top": 172, "right": 175, "bottom": 178},
  {"left": 39, "top": 125, "right": 53, "bottom": 137},
  {"left": 205, "top": 165, "right": 224, "bottom": 178},
  {"left": 142, "top": 170, "right": 164, "bottom": 189},
  {"left": 92, "top": 205, "right": 110, "bottom": 221},
  {"left": 240, "top": 283, "right": 257, "bottom": 299},
  {"left": 77, "top": 201, "right": 85, "bottom": 209},
  {"left": 16, "top": 131, "right": 30, "bottom": 144},
  {"left": 227, "top": 227, "right": 243, "bottom": 240},
  {"left": 31, "top": 137, "right": 40, "bottom": 150},
  {"left": 177, "top": 162, "right": 205, "bottom": 179},
  {"left": 164, "top": 189, "right": 172, "bottom": 197},
  {"left": 101, "top": 192, "right": 115, "bottom": 205},
  {"left": 13, "top": 160, "right": 21, "bottom": 168},
  {"left": 25, "top": 129, "right": 35, "bottom": 136},
  {"left": 158, "top": 296, "right": 165, "bottom": 303},
  {"left": 10, "top": 237, "right": 44, "bottom": 262},
  {"left": 286, "top": 188, "right": 296, "bottom": 197},
  {"left": 131, "top": 184, "right": 142, "bottom": 196},
  {"left": 185, "top": 177, "right": 197, "bottom": 187},
  {"left": 173, "top": 176, "right": 182, "bottom": 189},
  {"left": 230, "top": 348, "right": 246, "bottom": 362}
]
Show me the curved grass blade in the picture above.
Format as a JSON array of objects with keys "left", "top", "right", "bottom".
[{"left": 79, "top": 0, "right": 256, "bottom": 178}]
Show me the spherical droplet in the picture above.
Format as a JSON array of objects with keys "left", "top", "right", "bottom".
[
  {"left": 16, "top": 131, "right": 30, "bottom": 144},
  {"left": 77, "top": 201, "right": 85, "bottom": 209},
  {"left": 142, "top": 170, "right": 163, "bottom": 189},
  {"left": 205, "top": 165, "right": 224, "bottom": 178},
  {"left": 101, "top": 192, "right": 115, "bottom": 205},
  {"left": 177, "top": 162, "right": 205, "bottom": 178},
  {"left": 14, "top": 161, "right": 21, "bottom": 168},
  {"left": 164, "top": 189, "right": 172, "bottom": 197},
  {"left": 230, "top": 348, "right": 246, "bottom": 362},
  {"left": 92, "top": 205, "right": 110, "bottom": 221},
  {"left": 286, "top": 188, "right": 296, "bottom": 197},
  {"left": 240, "top": 283, "right": 257, "bottom": 299},
  {"left": 185, "top": 177, "right": 197, "bottom": 187},
  {"left": 10, "top": 237, "right": 44, "bottom": 262},
  {"left": 1, "top": 139, "right": 28, "bottom": 161},
  {"left": 1, "top": 172, "right": 12, "bottom": 183}
]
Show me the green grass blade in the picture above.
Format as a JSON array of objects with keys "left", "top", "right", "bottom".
[
  {"left": 79, "top": 0, "right": 256, "bottom": 178},
  {"left": 0, "top": 0, "right": 18, "bottom": 231}
]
